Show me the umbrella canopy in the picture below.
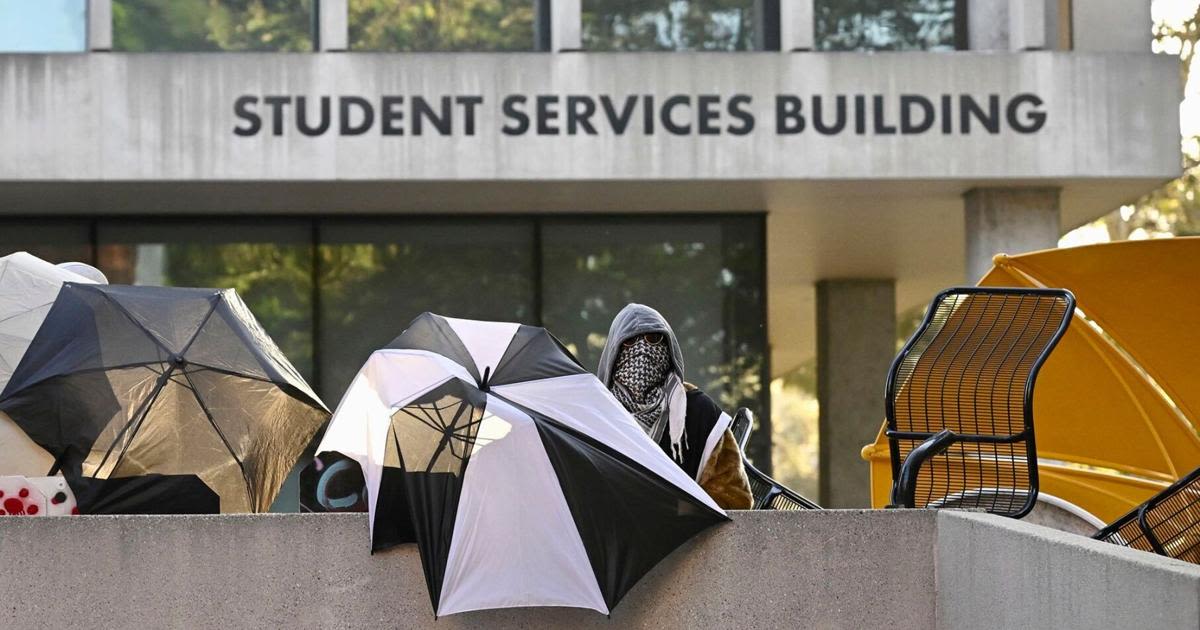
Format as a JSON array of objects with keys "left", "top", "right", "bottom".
[
  {"left": 864, "top": 238, "right": 1200, "bottom": 522},
  {"left": 0, "top": 252, "right": 98, "bottom": 476},
  {"left": 317, "top": 313, "right": 726, "bottom": 617},
  {"left": 0, "top": 283, "right": 329, "bottom": 513},
  {"left": 0, "top": 252, "right": 97, "bottom": 393}
]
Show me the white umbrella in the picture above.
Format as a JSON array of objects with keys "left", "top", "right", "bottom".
[
  {"left": 0, "top": 252, "right": 98, "bottom": 476},
  {"left": 317, "top": 313, "right": 726, "bottom": 617}
]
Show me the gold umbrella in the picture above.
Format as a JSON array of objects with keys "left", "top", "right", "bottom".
[{"left": 863, "top": 238, "right": 1200, "bottom": 522}]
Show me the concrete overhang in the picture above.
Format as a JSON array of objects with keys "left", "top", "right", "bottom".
[{"left": 0, "top": 51, "right": 1182, "bottom": 375}]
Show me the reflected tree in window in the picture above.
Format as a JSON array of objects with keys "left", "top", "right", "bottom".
[
  {"left": 113, "top": 0, "right": 313, "bottom": 51},
  {"left": 349, "top": 0, "right": 534, "bottom": 51},
  {"left": 582, "top": 0, "right": 754, "bottom": 51},
  {"left": 815, "top": 0, "right": 958, "bottom": 51},
  {"left": 317, "top": 221, "right": 535, "bottom": 398},
  {"left": 95, "top": 224, "right": 315, "bottom": 380}
]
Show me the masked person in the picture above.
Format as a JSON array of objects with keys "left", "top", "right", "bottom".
[{"left": 597, "top": 303, "right": 753, "bottom": 509}]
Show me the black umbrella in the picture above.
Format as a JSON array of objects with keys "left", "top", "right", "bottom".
[{"left": 0, "top": 283, "right": 329, "bottom": 513}]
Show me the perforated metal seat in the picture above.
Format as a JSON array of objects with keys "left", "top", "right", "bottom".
[
  {"left": 886, "top": 287, "right": 1075, "bottom": 519},
  {"left": 732, "top": 408, "right": 819, "bottom": 510},
  {"left": 1094, "top": 466, "right": 1200, "bottom": 563}
]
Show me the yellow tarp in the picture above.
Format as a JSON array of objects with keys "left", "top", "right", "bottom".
[{"left": 863, "top": 238, "right": 1200, "bottom": 522}]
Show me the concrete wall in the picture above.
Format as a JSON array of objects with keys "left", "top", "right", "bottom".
[
  {"left": 937, "top": 511, "right": 1200, "bottom": 629},
  {"left": 0, "top": 510, "right": 1196, "bottom": 629},
  {"left": 0, "top": 511, "right": 936, "bottom": 629},
  {"left": 0, "top": 52, "right": 1179, "bottom": 182}
]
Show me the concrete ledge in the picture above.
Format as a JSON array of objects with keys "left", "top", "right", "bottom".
[
  {"left": 0, "top": 509, "right": 1195, "bottom": 628},
  {"left": 937, "top": 511, "right": 1200, "bottom": 629},
  {"left": 0, "top": 510, "right": 935, "bottom": 629}
]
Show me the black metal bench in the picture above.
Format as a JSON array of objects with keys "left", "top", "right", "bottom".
[
  {"left": 731, "top": 408, "right": 819, "bottom": 510},
  {"left": 885, "top": 287, "right": 1075, "bottom": 518},
  {"left": 1094, "top": 466, "right": 1200, "bottom": 563}
]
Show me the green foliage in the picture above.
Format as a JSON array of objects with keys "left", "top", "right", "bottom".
[
  {"left": 814, "top": 0, "right": 956, "bottom": 51},
  {"left": 581, "top": 0, "right": 754, "bottom": 51},
  {"left": 113, "top": 0, "right": 313, "bottom": 51},
  {"left": 163, "top": 243, "right": 315, "bottom": 377},
  {"left": 348, "top": 0, "right": 534, "bottom": 51}
]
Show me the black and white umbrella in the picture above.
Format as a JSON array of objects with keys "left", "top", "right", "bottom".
[{"left": 317, "top": 313, "right": 726, "bottom": 616}]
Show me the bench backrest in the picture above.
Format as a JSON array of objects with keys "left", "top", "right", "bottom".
[
  {"left": 1095, "top": 466, "right": 1200, "bottom": 563},
  {"left": 886, "top": 287, "right": 1074, "bottom": 518}
]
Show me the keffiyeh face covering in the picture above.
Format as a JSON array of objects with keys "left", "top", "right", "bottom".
[{"left": 611, "top": 334, "right": 673, "bottom": 437}]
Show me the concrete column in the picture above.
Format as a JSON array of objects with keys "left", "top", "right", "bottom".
[
  {"left": 1073, "top": 0, "right": 1152, "bottom": 52},
  {"left": 550, "top": 0, "right": 582, "bottom": 51},
  {"left": 316, "top": 0, "right": 348, "bottom": 52},
  {"left": 967, "top": 0, "right": 1009, "bottom": 50},
  {"left": 780, "top": 0, "right": 815, "bottom": 51},
  {"left": 87, "top": 0, "right": 112, "bottom": 51},
  {"left": 1009, "top": 0, "right": 1062, "bottom": 51},
  {"left": 817, "top": 279, "right": 895, "bottom": 508},
  {"left": 963, "top": 187, "right": 1061, "bottom": 283}
]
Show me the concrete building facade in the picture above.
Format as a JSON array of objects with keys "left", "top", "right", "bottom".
[{"left": 0, "top": 0, "right": 1180, "bottom": 507}]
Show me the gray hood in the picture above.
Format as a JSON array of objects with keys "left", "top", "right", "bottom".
[{"left": 597, "top": 303, "right": 685, "bottom": 386}]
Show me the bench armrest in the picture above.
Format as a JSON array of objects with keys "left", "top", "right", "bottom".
[{"left": 890, "top": 429, "right": 959, "bottom": 508}]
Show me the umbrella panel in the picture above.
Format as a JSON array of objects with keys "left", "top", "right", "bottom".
[
  {"left": 78, "top": 365, "right": 251, "bottom": 512},
  {"left": 186, "top": 368, "right": 329, "bottom": 511},
  {"left": 377, "top": 379, "right": 486, "bottom": 610},
  {"left": 529, "top": 404, "right": 726, "bottom": 612}
]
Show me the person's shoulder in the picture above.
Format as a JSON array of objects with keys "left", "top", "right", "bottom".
[{"left": 683, "top": 384, "right": 722, "bottom": 417}]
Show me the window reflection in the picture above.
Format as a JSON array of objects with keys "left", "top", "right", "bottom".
[
  {"left": 95, "top": 221, "right": 315, "bottom": 380},
  {"left": 349, "top": 0, "right": 535, "bottom": 51},
  {"left": 540, "top": 216, "right": 768, "bottom": 468},
  {"left": 0, "top": 221, "right": 92, "bottom": 264},
  {"left": 0, "top": 215, "right": 772, "bottom": 490},
  {"left": 317, "top": 220, "right": 535, "bottom": 398},
  {"left": 112, "top": 0, "right": 313, "bottom": 52},
  {"left": 815, "top": 0, "right": 959, "bottom": 51},
  {"left": 582, "top": 0, "right": 755, "bottom": 51}
]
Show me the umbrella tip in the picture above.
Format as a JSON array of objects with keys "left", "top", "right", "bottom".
[
  {"left": 992, "top": 253, "right": 1011, "bottom": 266},
  {"left": 480, "top": 366, "right": 492, "bottom": 392}
]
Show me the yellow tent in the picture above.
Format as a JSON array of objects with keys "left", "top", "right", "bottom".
[{"left": 862, "top": 238, "right": 1200, "bottom": 522}]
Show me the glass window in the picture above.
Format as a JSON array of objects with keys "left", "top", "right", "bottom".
[
  {"left": 815, "top": 0, "right": 960, "bottom": 51},
  {"left": 317, "top": 219, "right": 536, "bottom": 398},
  {"left": 0, "top": 220, "right": 93, "bottom": 263},
  {"left": 112, "top": 0, "right": 313, "bottom": 52},
  {"left": 95, "top": 221, "right": 315, "bottom": 380},
  {"left": 582, "top": 0, "right": 755, "bottom": 51},
  {"left": 540, "top": 216, "right": 769, "bottom": 465},
  {"left": 0, "top": 0, "right": 87, "bottom": 52},
  {"left": 349, "top": 0, "right": 535, "bottom": 51}
]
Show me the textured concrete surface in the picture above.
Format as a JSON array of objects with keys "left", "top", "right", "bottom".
[
  {"left": 963, "top": 187, "right": 1061, "bottom": 283},
  {"left": 937, "top": 511, "right": 1200, "bottom": 630},
  {"left": 2, "top": 509, "right": 1194, "bottom": 628},
  {"left": 0, "top": 52, "right": 1178, "bottom": 182},
  {"left": 0, "top": 510, "right": 936, "bottom": 629}
]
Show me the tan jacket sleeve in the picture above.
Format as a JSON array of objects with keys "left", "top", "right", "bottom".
[{"left": 697, "top": 428, "right": 754, "bottom": 510}]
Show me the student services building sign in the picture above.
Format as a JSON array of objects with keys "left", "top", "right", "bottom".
[
  {"left": 0, "top": 52, "right": 1177, "bottom": 181},
  {"left": 232, "top": 92, "right": 1047, "bottom": 138}
]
